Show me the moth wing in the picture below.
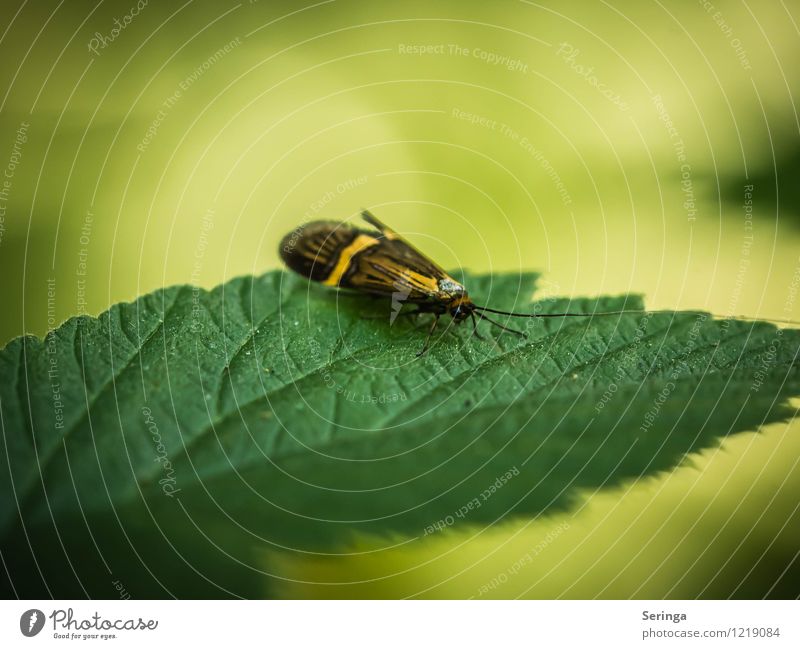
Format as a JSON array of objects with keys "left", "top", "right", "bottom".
[
  {"left": 361, "top": 209, "right": 400, "bottom": 237},
  {"left": 279, "top": 221, "right": 360, "bottom": 282},
  {"left": 360, "top": 210, "right": 450, "bottom": 279},
  {"left": 279, "top": 213, "right": 464, "bottom": 303},
  {"left": 335, "top": 212, "right": 457, "bottom": 301},
  {"left": 342, "top": 246, "right": 439, "bottom": 301}
]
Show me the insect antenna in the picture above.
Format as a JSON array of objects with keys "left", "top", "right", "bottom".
[
  {"left": 475, "top": 305, "right": 654, "bottom": 319},
  {"left": 472, "top": 305, "right": 800, "bottom": 327},
  {"left": 475, "top": 311, "right": 528, "bottom": 336}
]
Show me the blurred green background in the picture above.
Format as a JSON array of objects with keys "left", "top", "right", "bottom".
[{"left": 1, "top": 0, "right": 799, "bottom": 597}]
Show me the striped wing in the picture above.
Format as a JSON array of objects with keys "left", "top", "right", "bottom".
[
  {"left": 341, "top": 211, "right": 451, "bottom": 301},
  {"left": 279, "top": 212, "right": 460, "bottom": 302},
  {"left": 280, "top": 220, "right": 365, "bottom": 282}
]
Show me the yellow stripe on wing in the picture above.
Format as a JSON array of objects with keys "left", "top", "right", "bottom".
[
  {"left": 322, "top": 234, "right": 381, "bottom": 286},
  {"left": 397, "top": 269, "right": 440, "bottom": 293}
]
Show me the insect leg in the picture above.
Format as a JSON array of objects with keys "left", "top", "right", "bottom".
[
  {"left": 477, "top": 312, "right": 528, "bottom": 337},
  {"left": 416, "top": 313, "right": 440, "bottom": 356},
  {"left": 470, "top": 312, "right": 486, "bottom": 340}
]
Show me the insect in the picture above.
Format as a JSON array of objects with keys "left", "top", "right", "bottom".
[{"left": 280, "top": 210, "right": 798, "bottom": 355}]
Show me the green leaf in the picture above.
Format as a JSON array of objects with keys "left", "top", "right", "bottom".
[{"left": 1, "top": 270, "right": 798, "bottom": 598}]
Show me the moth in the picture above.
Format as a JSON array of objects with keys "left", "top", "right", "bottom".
[{"left": 279, "top": 210, "right": 639, "bottom": 355}]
